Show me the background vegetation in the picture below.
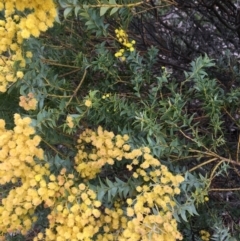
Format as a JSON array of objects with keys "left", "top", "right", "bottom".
[{"left": 1, "top": 0, "right": 240, "bottom": 240}]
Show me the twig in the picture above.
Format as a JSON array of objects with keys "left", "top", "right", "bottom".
[
  {"left": 210, "top": 187, "right": 240, "bottom": 192},
  {"left": 66, "top": 68, "right": 88, "bottom": 107},
  {"left": 41, "top": 58, "right": 80, "bottom": 69},
  {"left": 210, "top": 159, "right": 225, "bottom": 180},
  {"left": 41, "top": 138, "right": 67, "bottom": 159},
  {"left": 189, "top": 158, "right": 218, "bottom": 172},
  {"left": 237, "top": 134, "right": 240, "bottom": 162}
]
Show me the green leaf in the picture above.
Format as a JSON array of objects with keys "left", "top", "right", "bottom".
[
  {"left": 106, "top": 178, "right": 114, "bottom": 188},
  {"left": 109, "top": 0, "right": 116, "bottom": 4},
  {"left": 63, "top": 7, "right": 73, "bottom": 19},
  {"left": 180, "top": 209, "right": 188, "bottom": 222},
  {"left": 110, "top": 7, "right": 119, "bottom": 15},
  {"left": 111, "top": 187, "right": 118, "bottom": 197},
  {"left": 55, "top": 8, "right": 61, "bottom": 24},
  {"left": 58, "top": 0, "right": 70, "bottom": 8},
  {"left": 100, "top": 6, "right": 109, "bottom": 16},
  {"left": 97, "top": 188, "right": 106, "bottom": 201},
  {"left": 115, "top": 177, "right": 125, "bottom": 184},
  {"left": 74, "top": 6, "right": 81, "bottom": 16}
]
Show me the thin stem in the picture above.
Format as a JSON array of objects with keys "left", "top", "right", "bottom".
[
  {"left": 237, "top": 134, "right": 240, "bottom": 162},
  {"left": 41, "top": 138, "right": 67, "bottom": 159},
  {"left": 189, "top": 158, "right": 218, "bottom": 172},
  {"left": 87, "top": 2, "right": 144, "bottom": 8},
  {"left": 66, "top": 68, "right": 88, "bottom": 107},
  {"left": 210, "top": 187, "right": 240, "bottom": 192},
  {"left": 41, "top": 58, "right": 80, "bottom": 69},
  {"left": 209, "top": 159, "right": 225, "bottom": 180}
]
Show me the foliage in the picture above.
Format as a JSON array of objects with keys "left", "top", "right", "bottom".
[{"left": 1, "top": 0, "right": 240, "bottom": 241}]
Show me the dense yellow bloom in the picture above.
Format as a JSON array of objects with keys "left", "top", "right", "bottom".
[
  {"left": 19, "top": 92, "right": 38, "bottom": 111},
  {"left": 75, "top": 127, "right": 129, "bottom": 180},
  {"left": 0, "top": 122, "right": 184, "bottom": 240},
  {"left": 0, "top": 114, "right": 53, "bottom": 235},
  {"left": 200, "top": 230, "right": 211, "bottom": 241},
  {"left": 73, "top": 127, "right": 183, "bottom": 240},
  {"left": 0, "top": 0, "right": 56, "bottom": 92},
  {"left": 114, "top": 28, "right": 136, "bottom": 59},
  {"left": 66, "top": 115, "right": 74, "bottom": 128}
]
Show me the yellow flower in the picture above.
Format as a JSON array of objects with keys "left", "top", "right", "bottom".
[
  {"left": 38, "top": 187, "right": 47, "bottom": 196},
  {"left": 119, "top": 56, "right": 126, "bottom": 62},
  {"left": 21, "top": 29, "right": 30, "bottom": 39},
  {"left": 16, "top": 71, "right": 24, "bottom": 79},
  {"left": 133, "top": 172, "right": 138, "bottom": 178},
  {"left": 175, "top": 175, "right": 185, "bottom": 183},
  {"left": 126, "top": 207, "right": 134, "bottom": 217},
  {"left": 66, "top": 115, "right": 74, "bottom": 128},
  {"left": 79, "top": 183, "right": 86, "bottom": 190},
  {"left": 85, "top": 99, "right": 92, "bottom": 107},
  {"left": 56, "top": 205, "right": 63, "bottom": 212},
  {"left": 49, "top": 174, "right": 56, "bottom": 181},
  {"left": 174, "top": 187, "right": 181, "bottom": 195},
  {"left": 19, "top": 93, "right": 38, "bottom": 111},
  {"left": 34, "top": 174, "right": 42, "bottom": 182},
  {"left": 126, "top": 198, "right": 133, "bottom": 205},
  {"left": 37, "top": 232, "right": 44, "bottom": 240},
  {"left": 136, "top": 186, "right": 142, "bottom": 192},
  {"left": 81, "top": 193, "right": 88, "bottom": 201},
  {"left": 92, "top": 209, "right": 101, "bottom": 218},
  {"left": 48, "top": 182, "right": 56, "bottom": 190},
  {"left": 26, "top": 51, "right": 33, "bottom": 58},
  {"left": 204, "top": 196, "right": 209, "bottom": 202},
  {"left": 68, "top": 195, "right": 75, "bottom": 203}
]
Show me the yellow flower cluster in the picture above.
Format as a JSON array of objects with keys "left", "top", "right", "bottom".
[
  {"left": 0, "top": 114, "right": 46, "bottom": 235},
  {"left": 75, "top": 127, "right": 184, "bottom": 240},
  {"left": 96, "top": 203, "right": 128, "bottom": 241},
  {"left": 75, "top": 126, "right": 130, "bottom": 180},
  {"left": 193, "top": 187, "right": 209, "bottom": 205},
  {"left": 114, "top": 28, "right": 136, "bottom": 59},
  {"left": 33, "top": 169, "right": 103, "bottom": 241},
  {"left": 121, "top": 149, "right": 183, "bottom": 240},
  {"left": 66, "top": 115, "right": 74, "bottom": 128},
  {"left": 19, "top": 92, "right": 38, "bottom": 111},
  {"left": 0, "top": 56, "right": 19, "bottom": 92},
  {"left": 121, "top": 178, "right": 183, "bottom": 240},
  {"left": 0, "top": 0, "right": 56, "bottom": 92},
  {"left": 102, "top": 93, "right": 111, "bottom": 99},
  {"left": 200, "top": 230, "right": 211, "bottom": 241},
  {"left": 0, "top": 125, "right": 184, "bottom": 240}
]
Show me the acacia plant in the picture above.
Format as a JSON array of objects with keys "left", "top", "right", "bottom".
[{"left": 0, "top": 0, "right": 240, "bottom": 241}]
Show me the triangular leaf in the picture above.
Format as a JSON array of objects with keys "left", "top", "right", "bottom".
[
  {"left": 180, "top": 209, "right": 188, "bottom": 222},
  {"left": 111, "top": 187, "right": 118, "bottom": 197},
  {"left": 63, "top": 7, "right": 73, "bottom": 19},
  {"left": 106, "top": 178, "right": 114, "bottom": 187},
  {"left": 110, "top": 7, "right": 119, "bottom": 16},
  {"left": 100, "top": 6, "right": 109, "bottom": 16},
  {"left": 97, "top": 187, "right": 106, "bottom": 201},
  {"left": 74, "top": 6, "right": 81, "bottom": 16}
]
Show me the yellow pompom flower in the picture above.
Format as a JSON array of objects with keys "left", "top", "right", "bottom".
[
  {"left": 66, "top": 115, "right": 74, "bottom": 128},
  {"left": 16, "top": 71, "right": 24, "bottom": 79},
  {"left": 35, "top": 174, "right": 42, "bottom": 182},
  {"left": 114, "top": 28, "right": 136, "bottom": 58},
  {"left": 19, "top": 93, "right": 38, "bottom": 111},
  {"left": 85, "top": 99, "right": 92, "bottom": 107},
  {"left": 26, "top": 51, "right": 33, "bottom": 58}
]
